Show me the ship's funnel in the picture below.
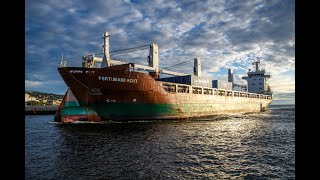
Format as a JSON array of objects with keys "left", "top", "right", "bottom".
[{"left": 101, "top": 32, "right": 111, "bottom": 67}]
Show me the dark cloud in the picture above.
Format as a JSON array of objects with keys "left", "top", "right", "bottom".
[
  {"left": 26, "top": 0, "right": 295, "bottom": 101},
  {"left": 225, "top": 0, "right": 294, "bottom": 45}
]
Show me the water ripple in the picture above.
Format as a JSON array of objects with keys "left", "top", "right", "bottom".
[{"left": 25, "top": 105, "right": 295, "bottom": 179}]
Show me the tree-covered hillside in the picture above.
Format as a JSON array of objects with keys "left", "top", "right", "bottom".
[{"left": 25, "top": 91, "right": 64, "bottom": 100}]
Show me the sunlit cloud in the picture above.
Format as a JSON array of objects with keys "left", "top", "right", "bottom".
[
  {"left": 26, "top": 0, "right": 295, "bottom": 104},
  {"left": 25, "top": 80, "right": 43, "bottom": 88}
]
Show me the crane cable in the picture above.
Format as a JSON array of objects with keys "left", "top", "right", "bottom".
[
  {"left": 110, "top": 45, "right": 150, "bottom": 55},
  {"left": 162, "top": 59, "right": 194, "bottom": 70},
  {"left": 233, "top": 71, "right": 246, "bottom": 85}
]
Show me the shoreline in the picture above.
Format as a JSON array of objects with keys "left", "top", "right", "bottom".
[{"left": 25, "top": 105, "right": 58, "bottom": 115}]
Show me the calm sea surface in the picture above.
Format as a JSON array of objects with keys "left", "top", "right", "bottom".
[{"left": 25, "top": 104, "right": 295, "bottom": 179}]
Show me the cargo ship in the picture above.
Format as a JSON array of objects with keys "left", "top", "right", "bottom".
[{"left": 54, "top": 32, "right": 273, "bottom": 123}]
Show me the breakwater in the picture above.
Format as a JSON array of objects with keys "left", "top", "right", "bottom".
[{"left": 25, "top": 106, "right": 59, "bottom": 115}]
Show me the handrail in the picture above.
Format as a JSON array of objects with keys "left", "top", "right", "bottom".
[{"left": 158, "top": 81, "right": 272, "bottom": 99}]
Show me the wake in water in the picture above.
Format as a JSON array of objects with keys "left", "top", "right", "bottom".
[{"left": 48, "top": 110, "right": 273, "bottom": 125}]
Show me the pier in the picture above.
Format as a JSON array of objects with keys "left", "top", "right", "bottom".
[{"left": 25, "top": 105, "right": 59, "bottom": 115}]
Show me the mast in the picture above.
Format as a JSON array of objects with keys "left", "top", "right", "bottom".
[
  {"left": 148, "top": 43, "right": 159, "bottom": 73},
  {"left": 101, "top": 32, "right": 111, "bottom": 67},
  {"left": 193, "top": 58, "right": 201, "bottom": 77},
  {"left": 228, "top": 68, "right": 233, "bottom": 84},
  {"left": 252, "top": 57, "right": 260, "bottom": 71}
]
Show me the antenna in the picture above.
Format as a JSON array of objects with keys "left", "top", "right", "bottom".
[
  {"left": 252, "top": 57, "right": 260, "bottom": 71},
  {"left": 253, "top": 46, "right": 262, "bottom": 71}
]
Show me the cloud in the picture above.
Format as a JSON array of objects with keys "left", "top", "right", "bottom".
[
  {"left": 25, "top": 80, "right": 43, "bottom": 88},
  {"left": 25, "top": 80, "right": 67, "bottom": 95},
  {"left": 26, "top": 0, "right": 295, "bottom": 103}
]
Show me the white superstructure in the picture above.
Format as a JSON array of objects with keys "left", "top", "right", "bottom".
[{"left": 242, "top": 58, "right": 272, "bottom": 95}]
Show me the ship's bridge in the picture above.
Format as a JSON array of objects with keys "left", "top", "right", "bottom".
[
  {"left": 242, "top": 59, "right": 272, "bottom": 95},
  {"left": 244, "top": 70, "right": 271, "bottom": 78}
]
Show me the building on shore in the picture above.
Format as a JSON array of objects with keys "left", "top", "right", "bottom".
[
  {"left": 53, "top": 99, "right": 62, "bottom": 105},
  {"left": 25, "top": 93, "right": 38, "bottom": 102}
]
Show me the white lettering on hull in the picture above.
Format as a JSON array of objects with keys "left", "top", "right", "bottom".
[
  {"left": 98, "top": 76, "right": 138, "bottom": 83},
  {"left": 69, "top": 70, "right": 95, "bottom": 74}
]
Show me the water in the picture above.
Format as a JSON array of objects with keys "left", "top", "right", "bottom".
[{"left": 25, "top": 104, "right": 295, "bottom": 179}]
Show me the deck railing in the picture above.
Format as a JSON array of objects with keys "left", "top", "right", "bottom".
[{"left": 158, "top": 81, "right": 272, "bottom": 99}]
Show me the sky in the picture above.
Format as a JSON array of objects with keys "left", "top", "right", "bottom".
[{"left": 25, "top": 0, "right": 295, "bottom": 105}]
